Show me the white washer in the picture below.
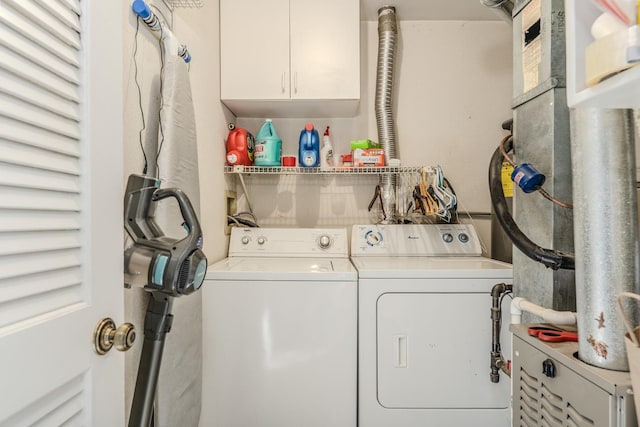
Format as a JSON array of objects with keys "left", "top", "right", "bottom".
[
  {"left": 352, "top": 224, "right": 513, "bottom": 427},
  {"left": 202, "top": 228, "right": 357, "bottom": 427}
]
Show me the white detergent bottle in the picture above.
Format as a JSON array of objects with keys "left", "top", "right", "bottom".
[{"left": 320, "top": 126, "right": 335, "bottom": 169}]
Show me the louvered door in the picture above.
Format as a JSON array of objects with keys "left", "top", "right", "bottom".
[{"left": 0, "top": 1, "right": 124, "bottom": 426}]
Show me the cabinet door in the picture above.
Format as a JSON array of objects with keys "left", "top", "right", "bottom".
[
  {"left": 290, "top": 0, "right": 360, "bottom": 100},
  {"left": 220, "top": 0, "right": 290, "bottom": 100}
]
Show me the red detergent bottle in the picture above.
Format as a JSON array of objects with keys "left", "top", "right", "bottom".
[{"left": 226, "top": 123, "right": 255, "bottom": 166}]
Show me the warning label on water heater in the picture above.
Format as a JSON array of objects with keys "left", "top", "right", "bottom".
[
  {"left": 522, "top": 0, "right": 541, "bottom": 94},
  {"left": 501, "top": 162, "right": 514, "bottom": 198}
]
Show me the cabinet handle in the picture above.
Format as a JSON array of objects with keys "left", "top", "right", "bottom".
[
  {"left": 294, "top": 72, "right": 298, "bottom": 94},
  {"left": 281, "top": 72, "right": 286, "bottom": 94}
]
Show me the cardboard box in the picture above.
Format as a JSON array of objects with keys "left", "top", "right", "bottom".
[{"left": 353, "top": 148, "right": 385, "bottom": 167}]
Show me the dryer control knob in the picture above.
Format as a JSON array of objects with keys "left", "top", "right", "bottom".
[
  {"left": 442, "top": 233, "right": 454, "bottom": 243},
  {"left": 318, "top": 235, "right": 332, "bottom": 249},
  {"left": 257, "top": 236, "right": 266, "bottom": 245},
  {"left": 241, "top": 236, "right": 251, "bottom": 245}
]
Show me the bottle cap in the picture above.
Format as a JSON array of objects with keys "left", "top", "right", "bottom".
[
  {"left": 305, "top": 123, "right": 314, "bottom": 131},
  {"left": 324, "top": 126, "right": 330, "bottom": 136}
]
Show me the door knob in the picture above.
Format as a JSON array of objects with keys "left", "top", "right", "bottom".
[{"left": 94, "top": 318, "right": 136, "bottom": 355}]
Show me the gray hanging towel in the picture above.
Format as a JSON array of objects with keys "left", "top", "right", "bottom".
[{"left": 154, "top": 54, "right": 203, "bottom": 427}]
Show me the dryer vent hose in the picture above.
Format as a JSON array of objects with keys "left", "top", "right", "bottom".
[{"left": 376, "top": 6, "right": 397, "bottom": 222}]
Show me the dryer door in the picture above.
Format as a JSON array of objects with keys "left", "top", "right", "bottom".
[{"left": 376, "top": 292, "right": 510, "bottom": 409}]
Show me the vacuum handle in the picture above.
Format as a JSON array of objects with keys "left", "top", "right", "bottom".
[{"left": 152, "top": 188, "right": 201, "bottom": 238}]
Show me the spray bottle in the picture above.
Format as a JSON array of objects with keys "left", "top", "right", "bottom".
[{"left": 320, "top": 126, "right": 335, "bottom": 169}]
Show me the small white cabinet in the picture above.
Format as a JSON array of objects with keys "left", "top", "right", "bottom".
[{"left": 220, "top": 0, "right": 360, "bottom": 118}]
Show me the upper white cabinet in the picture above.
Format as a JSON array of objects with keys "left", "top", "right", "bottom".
[
  {"left": 220, "top": 0, "right": 360, "bottom": 118},
  {"left": 566, "top": 0, "right": 640, "bottom": 108}
]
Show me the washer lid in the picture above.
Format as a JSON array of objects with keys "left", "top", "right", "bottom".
[
  {"left": 205, "top": 257, "right": 357, "bottom": 281},
  {"left": 351, "top": 256, "right": 512, "bottom": 279}
]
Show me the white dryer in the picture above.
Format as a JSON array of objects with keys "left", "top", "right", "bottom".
[
  {"left": 201, "top": 227, "right": 357, "bottom": 427},
  {"left": 351, "top": 224, "right": 513, "bottom": 427}
]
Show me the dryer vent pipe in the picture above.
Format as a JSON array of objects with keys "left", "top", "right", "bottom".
[
  {"left": 376, "top": 6, "right": 397, "bottom": 223},
  {"left": 480, "top": 0, "right": 514, "bottom": 21}
]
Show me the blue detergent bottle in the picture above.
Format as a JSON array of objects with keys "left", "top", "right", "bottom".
[
  {"left": 254, "top": 119, "right": 282, "bottom": 166},
  {"left": 298, "top": 123, "right": 320, "bottom": 167}
]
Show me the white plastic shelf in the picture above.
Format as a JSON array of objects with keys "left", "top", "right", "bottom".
[{"left": 566, "top": 0, "right": 640, "bottom": 108}]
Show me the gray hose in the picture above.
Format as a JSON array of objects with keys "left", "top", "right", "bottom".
[{"left": 375, "top": 6, "right": 397, "bottom": 222}]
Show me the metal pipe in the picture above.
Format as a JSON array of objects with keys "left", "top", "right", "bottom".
[
  {"left": 376, "top": 6, "right": 397, "bottom": 223},
  {"left": 570, "top": 108, "right": 639, "bottom": 371},
  {"left": 490, "top": 283, "right": 512, "bottom": 383},
  {"left": 479, "top": 0, "right": 514, "bottom": 21}
]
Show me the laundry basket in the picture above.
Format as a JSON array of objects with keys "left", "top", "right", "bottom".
[{"left": 617, "top": 291, "right": 640, "bottom": 425}]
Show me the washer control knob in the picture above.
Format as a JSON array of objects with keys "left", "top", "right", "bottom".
[
  {"left": 319, "top": 235, "right": 332, "bottom": 249},
  {"left": 458, "top": 233, "right": 469, "bottom": 243},
  {"left": 442, "top": 233, "right": 454, "bottom": 243},
  {"left": 241, "top": 236, "right": 251, "bottom": 245},
  {"left": 257, "top": 236, "right": 266, "bottom": 245}
]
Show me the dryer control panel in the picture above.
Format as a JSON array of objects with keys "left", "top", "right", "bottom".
[
  {"left": 229, "top": 227, "right": 348, "bottom": 258},
  {"left": 351, "top": 224, "right": 482, "bottom": 257}
]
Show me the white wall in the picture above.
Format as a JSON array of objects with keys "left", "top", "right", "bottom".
[{"left": 235, "top": 19, "right": 513, "bottom": 253}]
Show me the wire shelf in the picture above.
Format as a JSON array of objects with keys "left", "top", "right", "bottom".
[{"left": 224, "top": 165, "right": 425, "bottom": 175}]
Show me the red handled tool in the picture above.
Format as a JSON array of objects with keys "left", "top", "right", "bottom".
[{"left": 527, "top": 326, "right": 578, "bottom": 343}]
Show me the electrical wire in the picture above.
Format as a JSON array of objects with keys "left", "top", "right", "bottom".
[
  {"left": 538, "top": 188, "right": 574, "bottom": 209},
  {"left": 228, "top": 211, "right": 259, "bottom": 228},
  {"left": 133, "top": 18, "right": 149, "bottom": 175},
  {"left": 499, "top": 134, "right": 515, "bottom": 167},
  {"left": 500, "top": 134, "right": 573, "bottom": 209},
  {"left": 227, "top": 215, "right": 241, "bottom": 227},
  {"left": 227, "top": 215, "right": 259, "bottom": 228},
  {"left": 155, "top": 20, "right": 167, "bottom": 180},
  {"left": 234, "top": 211, "right": 258, "bottom": 224}
]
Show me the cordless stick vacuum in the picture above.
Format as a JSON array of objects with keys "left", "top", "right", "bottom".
[{"left": 123, "top": 174, "right": 207, "bottom": 427}]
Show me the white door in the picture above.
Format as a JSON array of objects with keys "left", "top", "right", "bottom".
[
  {"left": 376, "top": 292, "right": 510, "bottom": 409},
  {"left": 220, "top": 0, "right": 290, "bottom": 100},
  {"left": 0, "top": 1, "right": 124, "bottom": 426},
  {"left": 289, "top": 0, "right": 360, "bottom": 100}
]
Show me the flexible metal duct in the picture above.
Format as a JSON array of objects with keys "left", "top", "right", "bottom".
[
  {"left": 571, "top": 108, "right": 639, "bottom": 371},
  {"left": 479, "top": 0, "right": 514, "bottom": 21},
  {"left": 376, "top": 6, "right": 397, "bottom": 223}
]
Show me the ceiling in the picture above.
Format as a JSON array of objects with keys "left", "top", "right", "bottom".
[{"left": 360, "top": 0, "right": 505, "bottom": 21}]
